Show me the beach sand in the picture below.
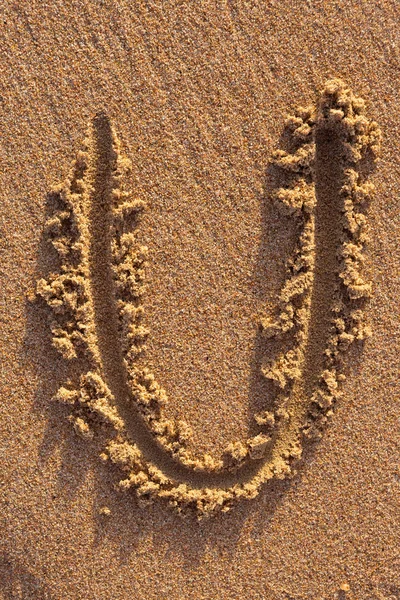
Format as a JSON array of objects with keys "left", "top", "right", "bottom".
[{"left": 0, "top": 1, "right": 399, "bottom": 598}]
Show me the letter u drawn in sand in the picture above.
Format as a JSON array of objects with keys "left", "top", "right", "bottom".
[{"left": 36, "top": 80, "right": 381, "bottom": 517}]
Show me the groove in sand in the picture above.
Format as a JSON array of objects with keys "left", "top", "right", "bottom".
[{"left": 36, "top": 80, "right": 381, "bottom": 516}]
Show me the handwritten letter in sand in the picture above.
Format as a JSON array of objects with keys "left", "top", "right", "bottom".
[{"left": 36, "top": 80, "right": 381, "bottom": 517}]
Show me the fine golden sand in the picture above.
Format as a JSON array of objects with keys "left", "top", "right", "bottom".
[{"left": 1, "top": 1, "right": 399, "bottom": 598}]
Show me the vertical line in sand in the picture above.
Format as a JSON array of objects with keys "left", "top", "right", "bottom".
[
  {"left": 288, "top": 125, "right": 344, "bottom": 431},
  {"left": 88, "top": 114, "right": 123, "bottom": 396},
  {"left": 305, "top": 126, "right": 343, "bottom": 393}
]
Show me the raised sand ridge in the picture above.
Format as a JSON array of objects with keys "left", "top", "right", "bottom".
[{"left": 36, "top": 79, "right": 381, "bottom": 516}]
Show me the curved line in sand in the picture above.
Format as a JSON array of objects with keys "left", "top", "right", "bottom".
[
  {"left": 87, "top": 113, "right": 263, "bottom": 488},
  {"left": 87, "top": 114, "right": 317, "bottom": 487},
  {"left": 37, "top": 80, "right": 380, "bottom": 515}
]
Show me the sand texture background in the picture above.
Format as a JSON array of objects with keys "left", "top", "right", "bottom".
[{"left": 0, "top": 0, "right": 399, "bottom": 598}]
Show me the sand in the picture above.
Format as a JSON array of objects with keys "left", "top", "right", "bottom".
[{"left": 0, "top": 0, "right": 399, "bottom": 598}]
